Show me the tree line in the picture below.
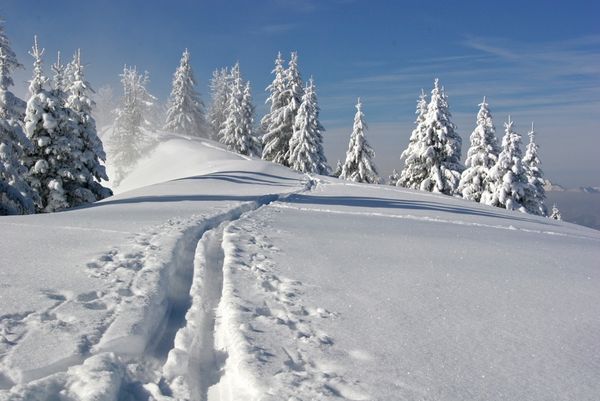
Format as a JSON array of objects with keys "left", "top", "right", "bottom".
[{"left": 0, "top": 19, "right": 557, "bottom": 218}]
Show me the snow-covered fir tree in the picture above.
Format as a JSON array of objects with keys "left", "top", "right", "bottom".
[
  {"left": 261, "top": 52, "right": 304, "bottom": 166},
  {"left": 51, "top": 51, "right": 68, "bottom": 102},
  {"left": 23, "top": 36, "right": 74, "bottom": 212},
  {"left": 109, "top": 66, "right": 155, "bottom": 185},
  {"left": 458, "top": 97, "right": 500, "bottom": 202},
  {"left": 261, "top": 52, "right": 288, "bottom": 164},
  {"left": 482, "top": 116, "right": 530, "bottom": 212},
  {"left": 398, "top": 89, "right": 428, "bottom": 187},
  {"left": 388, "top": 169, "right": 400, "bottom": 186},
  {"left": 0, "top": 47, "right": 35, "bottom": 215},
  {"left": 339, "top": 98, "right": 379, "bottom": 183},
  {"left": 288, "top": 77, "right": 328, "bottom": 174},
  {"left": 208, "top": 67, "right": 230, "bottom": 140},
  {"left": 0, "top": 19, "right": 25, "bottom": 119},
  {"left": 332, "top": 159, "right": 343, "bottom": 178},
  {"left": 550, "top": 204, "right": 561, "bottom": 220},
  {"left": 521, "top": 123, "right": 547, "bottom": 216},
  {"left": 164, "top": 49, "right": 207, "bottom": 137},
  {"left": 220, "top": 64, "right": 261, "bottom": 156},
  {"left": 399, "top": 79, "right": 463, "bottom": 194},
  {"left": 64, "top": 49, "right": 112, "bottom": 204}
]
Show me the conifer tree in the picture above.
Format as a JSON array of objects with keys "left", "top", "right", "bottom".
[
  {"left": 0, "top": 47, "right": 35, "bottom": 215},
  {"left": 208, "top": 67, "right": 230, "bottom": 140},
  {"left": 261, "top": 52, "right": 304, "bottom": 166},
  {"left": 332, "top": 159, "right": 343, "bottom": 178},
  {"left": 398, "top": 89, "right": 428, "bottom": 187},
  {"left": 23, "top": 36, "right": 73, "bottom": 212},
  {"left": 388, "top": 169, "right": 400, "bottom": 186},
  {"left": 407, "top": 79, "right": 463, "bottom": 194},
  {"left": 65, "top": 49, "right": 112, "bottom": 204},
  {"left": 339, "top": 98, "right": 379, "bottom": 183},
  {"left": 109, "top": 66, "right": 155, "bottom": 185},
  {"left": 0, "top": 18, "right": 25, "bottom": 118},
  {"left": 220, "top": 64, "right": 261, "bottom": 156},
  {"left": 458, "top": 97, "right": 500, "bottom": 202},
  {"left": 550, "top": 204, "right": 561, "bottom": 220},
  {"left": 482, "top": 116, "right": 530, "bottom": 212},
  {"left": 164, "top": 49, "right": 207, "bottom": 137},
  {"left": 288, "top": 78, "right": 328, "bottom": 174},
  {"left": 261, "top": 52, "right": 288, "bottom": 164},
  {"left": 51, "top": 51, "right": 68, "bottom": 102},
  {"left": 521, "top": 123, "right": 547, "bottom": 216}
]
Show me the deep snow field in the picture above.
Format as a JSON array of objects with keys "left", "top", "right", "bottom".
[{"left": 1, "top": 133, "right": 599, "bottom": 401}]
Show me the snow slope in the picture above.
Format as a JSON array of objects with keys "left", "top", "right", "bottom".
[{"left": 1, "top": 133, "right": 599, "bottom": 401}]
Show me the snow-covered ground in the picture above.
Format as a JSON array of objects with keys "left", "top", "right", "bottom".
[{"left": 1, "top": 134, "right": 599, "bottom": 401}]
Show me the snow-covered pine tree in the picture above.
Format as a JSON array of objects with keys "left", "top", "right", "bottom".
[
  {"left": 332, "top": 159, "right": 343, "bottom": 178},
  {"left": 109, "top": 66, "right": 155, "bottom": 185},
  {"left": 62, "top": 52, "right": 80, "bottom": 97},
  {"left": 23, "top": 36, "right": 74, "bottom": 212},
  {"left": 339, "top": 98, "right": 379, "bottom": 183},
  {"left": 0, "top": 47, "right": 35, "bottom": 215},
  {"left": 550, "top": 204, "right": 561, "bottom": 220},
  {"left": 220, "top": 64, "right": 261, "bottom": 156},
  {"left": 51, "top": 51, "right": 68, "bottom": 103},
  {"left": 239, "top": 81, "right": 261, "bottom": 156},
  {"left": 64, "top": 49, "right": 112, "bottom": 204},
  {"left": 208, "top": 67, "right": 230, "bottom": 140},
  {"left": 261, "top": 52, "right": 304, "bottom": 166},
  {"left": 388, "top": 169, "right": 400, "bottom": 186},
  {"left": 482, "top": 116, "right": 530, "bottom": 212},
  {"left": 398, "top": 89, "right": 428, "bottom": 188},
  {"left": 521, "top": 122, "right": 547, "bottom": 216},
  {"left": 164, "top": 49, "right": 207, "bottom": 137},
  {"left": 261, "top": 52, "right": 287, "bottom": 164},
  {"left": 0, "top": 18, "right": 25, "bottom": 119},
  {"left": 405, "top": 79, "right": 463, "bottom": 194},
  {"left": 458, "top": 97, "right": 500, "bottom": 202},
  {"left": 288, "top": 77, "right": 329, "bottom": 174}
]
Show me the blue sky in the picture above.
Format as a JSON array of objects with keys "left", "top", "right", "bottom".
[{"left": 2, "top": 0, "right": 599, "bottom": 186}]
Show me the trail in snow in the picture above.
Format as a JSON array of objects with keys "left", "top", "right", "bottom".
[
  {"left": 0, "top": 200, "right": 278, "bottom": 401},
  {"left": 0, "top": 171, "right": 313, "bottom": 400},
  {"left": 162, "top": 224, "right": 228, "bottom": 401}
]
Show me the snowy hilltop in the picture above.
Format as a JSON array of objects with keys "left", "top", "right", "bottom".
[{"left": 0, "top": 132, "right": 599, "bottom": 401}]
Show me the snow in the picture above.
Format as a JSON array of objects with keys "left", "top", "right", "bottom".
[{"left": 1, "top": 132, "right": 599, "bottom": 400}]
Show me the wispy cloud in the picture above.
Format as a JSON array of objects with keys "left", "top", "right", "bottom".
[
  {"left": 318, "top": 35, "right": 600, "bottom": 185},
  {"left": 325, "top": 34, "right": 600, "bottom": 116}
]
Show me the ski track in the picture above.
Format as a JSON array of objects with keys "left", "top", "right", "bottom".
[{"left": 0, "top": 176, "right": 314, "bottom": 401}]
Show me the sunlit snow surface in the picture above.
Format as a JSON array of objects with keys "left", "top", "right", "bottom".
[{"left": 1, "top": 134, "right": 598, "bottom": 401}]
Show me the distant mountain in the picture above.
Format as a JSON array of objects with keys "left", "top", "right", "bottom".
[
  {"left": 541, "top": 181, "right": 598, "bottom": 229},
  {"left": 579, "top": 186, "right": 600, "bottom": 194},
  {"left": 545, "top": 181, "right": 600, "bottom": 194}
]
